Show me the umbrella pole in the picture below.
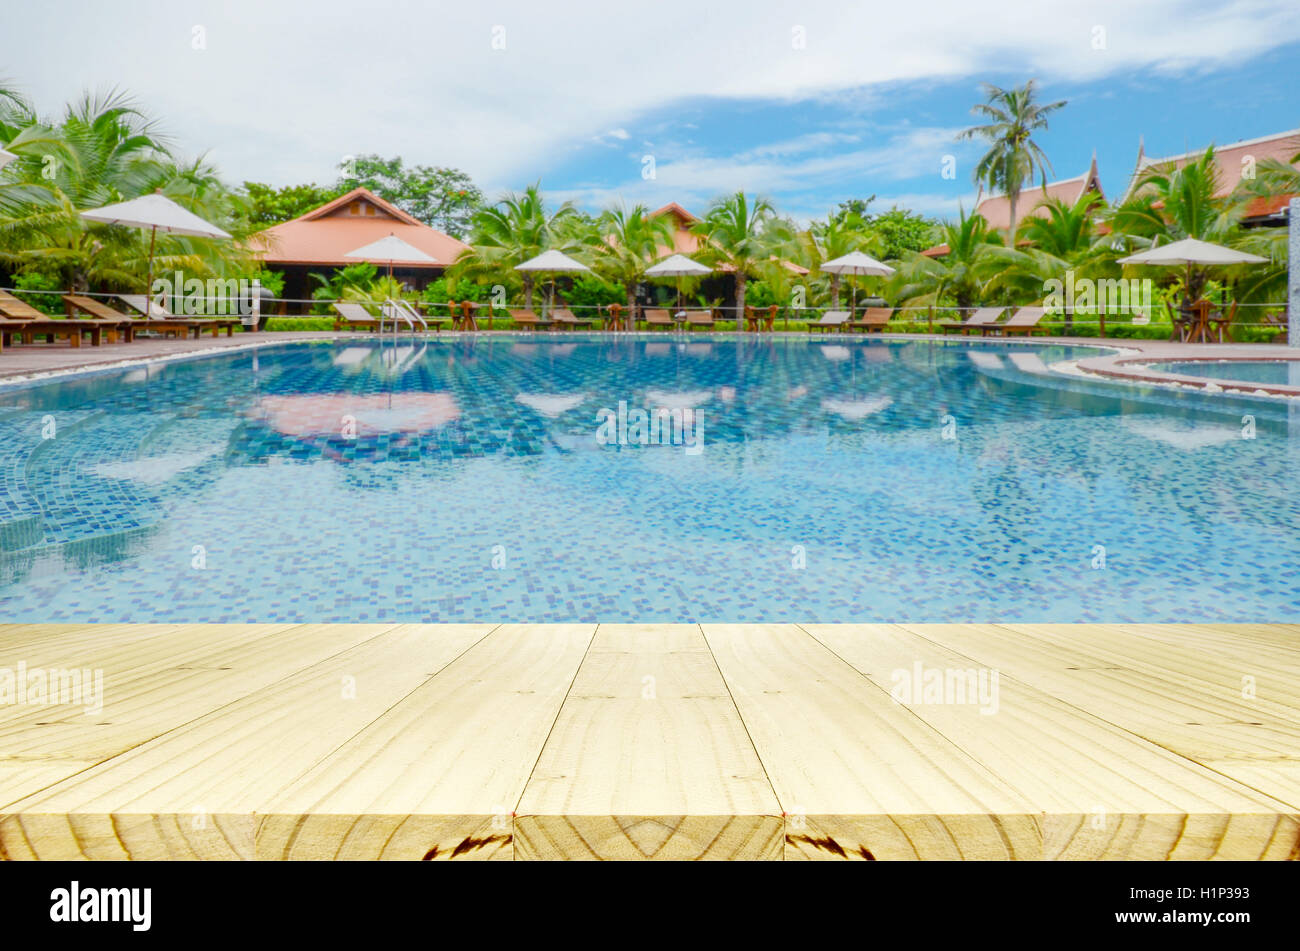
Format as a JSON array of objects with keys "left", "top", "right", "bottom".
[{"left": 145, "top": 225, "right": 157, "bottom": 319}]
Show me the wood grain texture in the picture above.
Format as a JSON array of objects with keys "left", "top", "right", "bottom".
[
  {"left": 906, "top": 623, "right": 1300, "bottom": 811},
  {"left": 0, "top": 622, "right": 1293, "bottom": 862},
  {"left": 256, "top": 624, "right": 595, "bottom": 860},
  {"left": 0, "top": 624, "right": 491, "bottom": 860},
  {"left": 804, "top": 623, "right": 1299, "bottom": 860},
  {"left": 700, "top": 624, "right": 1043, "bottom": 860},
  {"left": 514, "top": 624, "right": 783, "bottom": 860}
]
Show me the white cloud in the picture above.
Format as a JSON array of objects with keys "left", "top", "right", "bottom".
[{"left": 4, "top": 0, "right": 1297, "bottom": 196}]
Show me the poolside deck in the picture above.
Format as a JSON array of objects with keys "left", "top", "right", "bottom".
[{"left": 0, "top": 623, "right": 1295, "bottom": 861}]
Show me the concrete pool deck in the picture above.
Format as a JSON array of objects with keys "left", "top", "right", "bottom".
[{"left": 0, "top": 622, "right": 1296, "bottom": 861}]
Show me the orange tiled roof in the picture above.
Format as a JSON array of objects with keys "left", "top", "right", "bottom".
[
  {"left": 1124, "top": 129, "right": 1300, "bottom": 217},
  {"left": 250, "top": 187, "right": 469, "bottom": 267}
]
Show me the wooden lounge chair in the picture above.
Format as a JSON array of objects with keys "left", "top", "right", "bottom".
[
  {"left": 683, "top": 308, "right": 714, "bottom": 330},
  {"left": 940, "top": 307, "right": 1004, "bottom": 335},
  {"left": 508, "top": 309, "right": 553, "bottom": 332},
  {"left": 333, "top": 301, "right": 382, "bottom": 332},
  {"left": 643, "top": 308, "right": 675, "bottom": 331},
  {"left": 982, "top": 306, "right": 1047, "bottom": 337},
  {"left": 847, "top": 307, "right": 892, "bottom": 333},
  {"left": 807, "top": 310, "right": 851, "bottom": 333},
  {"left": 551, "top": 308, "right": 594, "bottom": 330},
  {"left": 0, "top": 292, "right": 106, "bottom": 347},
  {"left": 117, "top": 294, "right": 238, "bottom": 337},
  {"left": 61, "top": 296, "right": 139, "bottom": 342}
]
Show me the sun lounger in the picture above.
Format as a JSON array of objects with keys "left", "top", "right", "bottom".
[
  {"left": 508, "top": 309, "right": 553, "bottom": 332},
  {"left": 981, "top": 306, "right": 1046, "bottom": 337},
  {"left": 0, "top": 293, "right": 108, "bottom": 348},
  {"left": 807, "top": 310, "right": 851, "bottom": 333},
  {"left": 643, "top": 308, "right": 675, "bottom": 330},
  {"left": 550, "top": 308, "right": 594, "bottom": 330},
  {"left": 61, "top": 296, "right": 141, "bottom": 342},
  {"left": 117, "top": 294, "right": 238, "bottom": 337},
  {"left": 683, "top": 308, "right": 715, "bottom": 330},
  {"left": 940, "top": 307, "right": 1004, "bottom": 335},
  {"left": 847, "top": 307, "right": 893, "bottom": 333},
  {"left": 332, "top": 301, "right": 383, "bottom": 332}
]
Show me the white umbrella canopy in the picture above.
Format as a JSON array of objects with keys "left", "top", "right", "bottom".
[
  {"left": 1117, "top": 238, "right": 1267, "bottom": 267},
  {"left": 345, "top": 233, "right": 437, "bottom": 280},
  {"left": 645, "top": 253, "right": 711, "bottom": 277},
  {"left": 515, "top": 249, "right": 591, "bottom": 272},
  {"left": 821, "top": 250, "right": 895, "bottom": 312},
  {"left": 515, "top": 250, "right": 591, "bottom": 317},
  {"left": 820, "top": 250, "right": 895, "bottom": 276},
  {"left": 645, "top": 253, "right": 712, "bottom": 310},
  {"left": 81, "top": 192, "right": 232, "bottom": 317},
  {"left": 81, "top": 192, "right": 232, "bottom": 239}
]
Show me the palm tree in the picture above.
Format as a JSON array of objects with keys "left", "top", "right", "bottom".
[
  {"left": 890, "top": 209, "right": 1002, "bottom": 312},
  {"left": 1108, "top": 147, "right": 1247, "bottom": 303},
  {"left": 958, "top": 79, "right": 1067, "bottom": 241},
  {"left": 592, "top": 203, "right": 674, "bottom": 319},
  {"left": 453, "top": 183, "right": 575, "bottom": 308},
  {"left": 1, "top": 88, "right": 254, "bottom": 297},
  {"left": 691, "top": 191, "right": 776, "bottom": 328},
  {"left": 798, "top": 211, "right": 884, "bottom": 309}
]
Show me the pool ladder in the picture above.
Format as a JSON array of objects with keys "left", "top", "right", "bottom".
[{"left": 380, "top": 299, "right": 428, "bottom": 334}]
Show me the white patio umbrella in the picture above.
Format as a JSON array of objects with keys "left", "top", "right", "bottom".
[
  {"left": 515, "top": 249, "right": 590, "bottom": 317},
  {"left": 1117, "top": 237, "right": 1267, "bottom": 304},
  {"left": 820, "top": 250, "right": 895, "bottom": 312},
  {"left": 81, "top": 192, "right": 232, "bottom": 317},
  {"left": 344, "top": 232, "right": 437, "bottom": 279},
  {"left": 645, "top": 253, "right": 712, "bottom": 310}
]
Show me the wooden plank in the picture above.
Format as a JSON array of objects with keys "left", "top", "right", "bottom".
[
  {"left": 0, "top": 624, "right": 390, "bottom": 809},
  {"left": 514, "top": 624, "right": 783, "bottom": 860},
  {"left": 0, "top": 624, "right": 491, "bottom": 860},
  {"left": 700, "top": 623, "right": 1041, "bottom": 860},
  {"left": 906, "top": 624, "right": 1300, "bottom": 810},
  {"left": 804, "top": 623, "right": 1299, "bottom": 860},
  {"left": 256, "top": 624, "right": 595, "bottom": 860}
]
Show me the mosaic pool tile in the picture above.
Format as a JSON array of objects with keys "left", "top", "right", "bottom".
[{"left": 0, "top": 334, "right": 1295, "bottom": 622}]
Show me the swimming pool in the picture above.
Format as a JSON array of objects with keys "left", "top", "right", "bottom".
[
  {"left": 1150, "top": 360, "right": 1300, "bottom": 387},
  {"left": 0, "top": 335, "right": 1296, "bottom": 622}
]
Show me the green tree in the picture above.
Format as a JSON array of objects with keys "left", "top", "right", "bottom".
[
  {"left": 890, "top": 209, "right": 1002, "bottom": 311},
  {"left": 691, "top": 191, "right": 778, "bottom": 328},
  {"left": 241, "top": 182, "right": 343, "bottom": 227},
  {"left": 337, "top": 154, "right": 483, "bottom": 238},
  {"left": 1108, "top": 147, "right": 1247, "bottom": 302},
  {"left": 958, "top": 79, "right": 1067, "bottom": 241},
  {"left": 865, "top": 207, "right": 938, "bottom": 260},
  {"left": 592, "top": 203, "right": 674, "bottom": 318},
  {"left": 452, "top": 183, "right": 577, "bottom": 308}
]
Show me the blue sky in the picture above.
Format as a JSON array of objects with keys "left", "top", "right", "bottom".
[{"left": 5, "top": 1, "right": 1300, "bottom": 224}]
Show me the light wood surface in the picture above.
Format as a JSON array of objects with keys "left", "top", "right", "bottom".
[{"left": 0, "top": 622, "right": 1295, "bottom": 861}]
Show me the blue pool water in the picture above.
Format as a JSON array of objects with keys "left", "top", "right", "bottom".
[
  {"left": 1151, "top": 360, "right": 1300, "bottom": 386},
  {"left": 0, "top": 335, "right": 1296, "bottom": 622}
]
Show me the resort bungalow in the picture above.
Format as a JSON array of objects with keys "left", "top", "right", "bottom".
[
  {"left": 1121, "top": 128, "right": 1300, "bottom": 228},
  {"left": 923, "top": 156, "right": 1105, "bottom": 257},
  {"left": 250, "top": 187, "right": 469, "bottom": 313}
]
